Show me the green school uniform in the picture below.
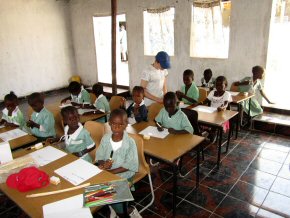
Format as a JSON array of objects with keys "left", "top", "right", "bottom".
[
  {"left": 1, "top": 107, "right": 25, "bottom": 129},
  {"left": 71, "top": 87, "right": 91, "bottom": 104},
  {"left": 155, "top": 108, "right": 194, "bottom": 134},
  {"left": 238, "top": 77, "right": 263, "bottom": 117},
  {"left": 94, "top": 94, "right": 110, "bottom": 123},
  {"left": 96, "top": 132, "right": 138, "bottom": 179},
  {"left": 63, "top": 123, "right": 95, "bottom": 163},
  {"left": 30, "top": 107, "right": 56, "bottom": 138},
  {"left": 180, "top": 82, "right": 199, "bottom": 104}
]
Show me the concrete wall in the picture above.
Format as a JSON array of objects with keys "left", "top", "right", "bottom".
[
  {"left": 0, "top": 0, "right": 75, "bottom": 100},
  {"left": 69, "top": 0, "right": 273, "bottom": 92}
]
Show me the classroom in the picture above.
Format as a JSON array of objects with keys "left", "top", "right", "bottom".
[{"left": 0, "top": 0, "right": 290, "bottom": 217}]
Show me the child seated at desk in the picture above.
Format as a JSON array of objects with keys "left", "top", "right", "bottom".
[
  {"left": 0, "top": 92, "right": 25, "bottom": 129},
  {"left": 176, "top": 69, "right": 199, "bottom": 105},
  {"left": 27, "top": 92, "right": 56, "bottom": 141},
  {"left": 201, "top": 68, "right": 215, "bottom": 89},
  {"left": 61, "top": 81, "right": 91, "bottom": 106},
  {"left": 123, "top": 86, "right": 148, "bottom": 124},
  {"left": 95, "top": 109, "right": 138, "bottom": 216},
  {"left": 201, "top": 76, "right": 232, "bottom": 141},
  {"left": 92, "top": 83, "right": 110, "bottom": 113},
  {"left": 155, "top": 92, "right": 193, "bottom": 134},
  {"left": 234, "top": 65, "right": 273, "bottom": 117}
]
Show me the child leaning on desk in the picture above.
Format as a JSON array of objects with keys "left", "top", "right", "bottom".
[
  {"left": 155, "top": 92, "right": 193, "bottom": 134},
  {"left": 60, "top": 81, "right": 91, "bottom": 107},
  {"left": 0, "top": 92, "right": 25, "bottom": 129},
  {"left": 121, "top": 86, "right": 148, "bottom": 125},
  {"left": 47, "top": 106, "right": 96, "bottom": 163},
  {"left": 200, "top": 76, "right": 232, "bottom": 140},
  {"left": 176, "top": 69, "right": 199, "bottom": 105},
  {"left": 95, "top": 109, "right": 139, "bottom": 216},
  {"left": 27, "top": 92, "right": 56, "bottom": 142}
]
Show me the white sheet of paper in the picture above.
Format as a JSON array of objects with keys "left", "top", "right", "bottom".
[
  {"left": 29, "top": 146, "right": 67, "bottom": 166},
  {"left": 77, "top": 108, "right": 96, "bottom": 115},
  {"left": 192, "top": 105, "right": 217, "bottom": 113},
  {"left": 128, "top": 117, "right": 136, "bottom": 125},
  {"left": 139, "top": 126, "right": 169, "bottom": 139},
  {"left": 178, "top": 104, "right": 190, "bottom": 109},
  {"left": 43, "top": 194, "right": 92, "bottom": 218},
  {"left": 228, "top": 91, "right": 240, "bottom": 96},
  {"left": 55, "top": 159, "right": 102, "bottom": 186},
  {"left": 59, "top": 103, "right": 72, "bottom": 109},
  {"left": 0, "top": 128, "right": 28, "bottom": 142},
  {"left": 0, "top": 142, "right": 13, "bottom": 164}
]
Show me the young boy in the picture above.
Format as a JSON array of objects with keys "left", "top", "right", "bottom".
[
  {"left": 234, "top": 66, "right": 273, "bottom": 117},
  {"left": 92, "top": 83, "right": 110, "bottom": 113},
  {"left": 201, "top": 68, "right": 215, "bottom": 89},
  {"left": 176, "top": 69, "right": 199, "bottom": 104},
  {"left": 155, "top": 92, "right": 193, "bottom": 134},
  {"left": 61, "top": 106, "right": 95, "bottom": 162},
  {"left": 0, "top": 92, "right": 25, "bottom": 129},
  {"left": 95, "top": 109, "right": 138, "bottom": 216},
  {"left": 61, "top": 81, "right": 91, "bottom": 106},
  {"left": 125, "top": 86, "right": 148, "bottom": 124},
  {"left": 140, "top": 51, "right": 170, "bottom": 106},
  {"left": 27, "top": 93, "right": 56, "bottom": 140}
]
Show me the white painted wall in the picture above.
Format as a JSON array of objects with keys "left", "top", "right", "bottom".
[
  {"left": 0, "top": 0, "right": 75, "bottom": 100},
  {"left": 69, "top": 0, "right": 273, "bottom": 92}
]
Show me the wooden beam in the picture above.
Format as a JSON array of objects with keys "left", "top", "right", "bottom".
[{"left": 111, "top": 0, "right": 117, "bottom": 95}]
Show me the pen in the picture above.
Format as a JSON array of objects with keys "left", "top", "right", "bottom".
[
  {"left": 109, "top": 151, "right": 113, "bottom": 160},
  {"left": 156, "top": 122, "right": 162, "bottom": 128}
]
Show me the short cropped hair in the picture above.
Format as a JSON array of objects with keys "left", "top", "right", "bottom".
[
  {"left": 92, "top": 83, "right": 103, "bottom": 95},
  {"left": 68, "top": 81, "right": 81, "bottom": 93},
  {"left": 61, "top": 106, "right": 78, "bottom": 118},
  {"left": 4, "top": 92, "right": 18, "bottom": 102},
  {"left": 27, "top": 92, "right": 44, "bottom": 104}
]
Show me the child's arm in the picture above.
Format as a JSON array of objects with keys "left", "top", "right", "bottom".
[
  {"left": 199, "top": 98, "right": 210, "bottom": 106},
  {"left": 0, "top": 119, "right": 6, "bottom": 125},
  {"left": 260, "top": 90, "right": 274, "bottom": 104},
  {"left": 168, "top": 128, "right": 190, "bottom": 134},
  {"left": 217, "top": 101, "right": 229, "bottom": 111},
  {"left": 26, "top": 120, "right": 40, "bottom": 129}
]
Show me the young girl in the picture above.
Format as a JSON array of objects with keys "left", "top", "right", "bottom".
[
  {"left": 176, "top": 69, "right": 199, "bottom": 104},
  {"left": 62, "top": 106, "right": 96, "bottom": 162},
  {"left": 0, "top": 92, "right": 25, "bottom": 129},
  {"left": 27, "top": 92, "right": 56, "bottom": 140},
  {"left": 201, "top": 68, "right": 215, "bottom": 89},
  {"left": 92, "top": 83, "right": 110, "bottom": 113},
  {"left": 155, "top": 92, "right": 193, "bottom": 134},
  {"left": 95, "top": 109, "right": 138, "bottom": 216},
  {"left": 125, "top": 86, "right": 148, "bottom": 124},
  {"left": 234, "top": 66, "right": 273, "bottom": 117},
  {"left": 61, "top": 81, "right": 91, "bottom": 106}
]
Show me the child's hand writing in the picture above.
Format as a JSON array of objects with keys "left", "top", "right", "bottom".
[
  {"left": 26, "top": 120, "right": 39, "bottom": 128},
  {"left": 175, "top": 91, "right": 185, "bottom": 99},
  {"left": 156, "top": 122, "right": 164, "bottom": 132},
  {"left": 168, "top": 128, "right": 177, "bottom": 134},
  {"left": 99, "top": 160, "right": 113, "bottom": 170}
]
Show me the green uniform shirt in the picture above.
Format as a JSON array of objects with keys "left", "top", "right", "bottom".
[
  {"left": 63, "top": 123, "right": 95, "bottom": 163},
  {"left": 155, "top": 108, "right": 194, "bottom": 134},
  {"left": 1, "top": 107, "right": 25, "bottom": 129},
  {"left": 71, "top": 88, "right": 91, "bottom": 104},
  {"left": 30, "top": 107, "right": 56, "bottom": 138},
  {"left": 96, "top": 132, "right": 139, "bottom": 179},
  {"left": 94, "top": 94, "right": 110, "bottom": 113},
  {"left": 180, "top": 82, "right": 199, "bottom": 104}
]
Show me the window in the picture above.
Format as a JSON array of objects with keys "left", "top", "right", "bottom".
[
  {"left": 93, "top": 14, "right": 129, "bottom": 86},
  {"left": 143, "top": 7, "right": 175, "bottom": 56},
  {"left": 264, "top": 0, "right": 290, "bottom": 106},
  {"left": 190, "top": 1, "right": 231, "bottom": 58}
]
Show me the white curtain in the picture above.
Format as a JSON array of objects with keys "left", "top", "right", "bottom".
[
  {"left": 190, "top": 1, "right": 230, "bottom": 58},
  {"left": 144, "top": 7, "right": 174, "bottom": 56}
]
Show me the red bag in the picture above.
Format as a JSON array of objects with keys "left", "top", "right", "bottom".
[{"left": 6, "top": 166, "right": 49, "bottom": 192}]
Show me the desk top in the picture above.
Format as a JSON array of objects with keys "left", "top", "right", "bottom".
[
  {"left": 0, "top": 150, "right": 120, "bottom": 218},
  {"left": 126, "top": 121, "right": 204, "bottom": 163},
  {"left": 0, "top": 126, "right": 37, "bottom": 150},
  {"left": 186, "top": 106, "right": 238, "bottom": 126},
  {"left": 231, "top": 93, "right": 255, "bottom": 103}
]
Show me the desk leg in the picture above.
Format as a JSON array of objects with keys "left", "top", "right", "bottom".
[
  {"left": 172, "top": 164, "right": 178, "bottom": 216},
  {"left": 226, "top": 118, "right": 232, "bottom": 153},
  {"left": 236, "top": 104, "right": 241, "bottom": 139},
  {"left": 217, "top": 127, "right": 223, "bottom": 169},
  {"left": 196, "top": 144, "right": 200, "bottom": 187},
  {"left": 123, "top": 202, "right": 128, "bottom": 218},
  {"left": 248, "top": 98, "right": 251, "bottom": 126}
]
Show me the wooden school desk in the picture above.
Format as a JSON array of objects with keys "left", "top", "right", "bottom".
[
  {"left": 47, "top": 102, "right": 108, "bottom": 124},
  {"left": 0, "top": 149, "right": 120, "bottom": 218},
  {"left": 0, "top": 126, "right": 37, "bottom": 150},
  {"left": 187, "top": 106, "right": 238, "bottom": 168},
  {"left": 231, "top": 92, "right": 255, "bottom": 133},
  {"left": 125, "top": 121, "right": 205, "bottom": 216}
]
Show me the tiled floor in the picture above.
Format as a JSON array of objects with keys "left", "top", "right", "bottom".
[{"left": 1, "top": 93, "right": 290, "bottom": 217}]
